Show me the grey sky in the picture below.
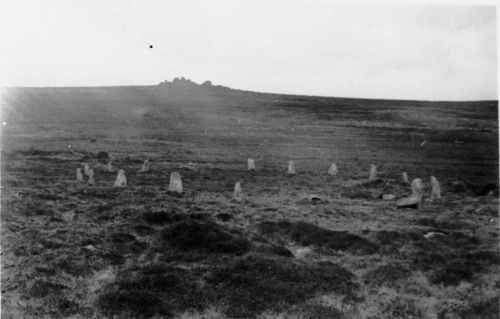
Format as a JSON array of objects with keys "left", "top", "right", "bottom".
[{"left": 0, "top": 1, "right": 497, "bottom": 100}]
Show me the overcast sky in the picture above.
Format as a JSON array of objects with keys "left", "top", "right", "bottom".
[{"left": 0, "top": 0, "right": 497, "bottom": 100}]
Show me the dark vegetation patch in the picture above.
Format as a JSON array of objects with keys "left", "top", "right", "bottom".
[
  {"left": 363, "top": 263, "right": 412, "bottom": 288},
  {"left": 97, "top": 263, "right": 206, "bottom": 318},
  {"left": 259, "top": 221, "right": 378, "bottom": 255},
  {"left": 105, "top": 232, "right": 148, "bottom": 255},
  {"left": 96, "top": 151, "right": 110, "bottom": 160},
  {"left": 292, "top": 304, "right": 344, "bottom": 319},
  {"left": 159, "top": 220, "right": 251, "bottom": 255},
  {"left": 133, "top": 224, "right": 156, "bottom": 236},
  {"left": 341, "top": 178, "right": 408, "bottom": 200},
  {"left": 29, "top": 279, "right": 65, "bottom": 298},
  {"left": 215, "top": 212, "right": 233, "bottom": 222},
  {"left": 459, "top": 295, "right": 499, "bottom": 319},
  {"left": 370, "top": 228, "right": 495, "bottom": 286},
  {"left": 417, "top": 216, "right": 470, "bottom": 230},
  {"left": 17, "top": 148, "right": 61, "bottom": 157},
  {"left": 381, "top": 296, "right": 422, "bottom": 319},
  {"left": 207, "top": 256, "right": 357, "bottom": 317}
]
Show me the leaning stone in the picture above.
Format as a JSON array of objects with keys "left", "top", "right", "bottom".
[
  {"left": 233, "top": 181, "right": 243, "bottom": 202},
  {"left": 369, "top": 164, "right": 377, "bottom": 180},
  {"left": 382, "top": 194, "right": 396, "bottom": 200},
  {"left": 113, "top": 169, "right": 127, "bottom": 187},
  {"left": 396, "top": 196, "right": 420, "bottom": 209},
  {"left": 328, "top": 163, "right": 338, "bottom": 176},
  {"left": 411, "top": 178, "right": 424, "bottom": 197},
  {"left": 168, "top": 172, "right": 183, "bottom": 193},
  {"left": 247, "top": 159, "right": 255, "bottom": 171},
  {"left": 287, "top": 160, "right": 296, "bottom": 174},
  {"left": 76, "top": 168, "right": 83, "bottom": 182},
  {"left": 139, "top": 159, "right": 149, "bottom": 172},
  {"left": 402, "top": 171, "right": 409, "bottom": 184},
  {"left": 430, "top": 176, "right": 441, "bottom": 200}
]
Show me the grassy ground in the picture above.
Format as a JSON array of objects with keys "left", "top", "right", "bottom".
[{"left": 1, "top": 86, "right": 498, "bottom": 318}]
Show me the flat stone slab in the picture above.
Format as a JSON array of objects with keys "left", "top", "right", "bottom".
[{"left": 396, "top": 196, "right": 420, "bottom": 209}]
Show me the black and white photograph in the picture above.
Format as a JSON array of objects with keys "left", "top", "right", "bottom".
[{"left": 0, "top": 0, "right": 498, "bottom": 318}]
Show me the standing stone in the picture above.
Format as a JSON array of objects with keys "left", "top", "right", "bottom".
[
  {"left": 106, "top": 161, "right": 114, "bottom": 172},
  {"left": 402, "top": 171, "right": 409, "bottom": 184},
  {"left": 233, "top": 182, "right": 243, "bottom": 202},
  {"left": 84, "top": 164, "right": 91, "bottom": 176},
  {"left": 411, "top": 178, "right": 424, "bottom": 198},
  {"left": 113, "top": 169, "right": 127, "bottom": 187},
  {"left": 168, "top": 172, "right": 183, "bottom": 193},
  {"left": 139, "top": 160, "right": 149, "bottom": 172},
  {"left": 430, "top": 176, "right": 441, "bottom": 200},
  {"left": 88, "top": 168, "right": 95, "bottom": 185},
  {"left": 287, "top": 160, "right": 296, "bottom": 174},
  {"left": 369, "top": 164, "right": 377, "bottom": 180},
  {"left": 76, "top": 168, "right": 83, "bottom": 182},
  {"left": 328, "top": 163, "right": 338, "bottom": 176},
  {"left": 247, "top": 159, "right": 255, "bottom": 171}
]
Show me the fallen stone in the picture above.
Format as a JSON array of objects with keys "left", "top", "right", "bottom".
[
  {"left": 179, "top": 162, "right": 198, "bottom": 170},
  {"left": 396, "top": 196, "right": 421, "bottom": 209},
  {"left": 113, "top": 169, "right": 127, "bottom": 187},
  {"left": 382, "top": 194, "right": 396, "bottom": 200},
  {"left": 328, "top": 163, "right": 338, "bottom": 176},
  {"left": 424, "top": 232, "right": 446, "bottom": 239},
  {"left": 168, "top": 172, "right": 183, "bottom": 193}
]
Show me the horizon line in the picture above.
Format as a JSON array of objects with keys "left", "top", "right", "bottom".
[{"left": 2, "top": 84, "right": 498, "bottom": 104}]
